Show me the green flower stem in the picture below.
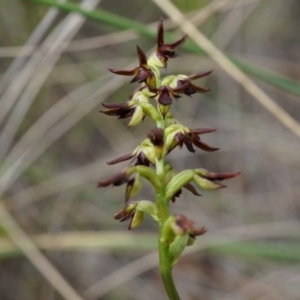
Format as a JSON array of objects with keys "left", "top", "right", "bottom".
[
  {"left": 156, "top": 158, "right": 181, "bottom": 300},
  {"left": 158, "top": 241, "right": 181, "bottom": 300}
]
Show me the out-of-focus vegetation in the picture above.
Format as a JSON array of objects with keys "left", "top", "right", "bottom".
[{"left": 0, "top": 0, "right": 300, "bottom": 299}]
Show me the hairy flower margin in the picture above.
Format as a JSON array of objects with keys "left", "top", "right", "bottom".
[{"left": 98, "top": 18, "right": 240, "bottom": 299}]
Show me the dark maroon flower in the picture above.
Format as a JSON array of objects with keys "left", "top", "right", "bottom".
[
  {"left": 198, "top": 170, "right": 241, "bottom": 181},
  {"left": 109, "top": 46, "right": 156, "bottom": 87},
  {"left": 100, "top": 102, "right": 135, "bottom": 119},
  {"left": 156, "top": 18, "right": 187, "bottom": 67},
  {"left": 98, "top": 170, "right": 141, "bottom": 202},
  {"left": 169, "top": 128, "right": 219, "bottom": 153},
  {"left": 106, "top": 138, "right": 156, "bottom": 167},
  {"left": 148, "top": 84, "right": 188, "bottom": 106},
  {"left": 97, "top": 171, "right": 131, "bottom": 187},
  {"left": 106, "top": 152, "right": 150, "bottom": 167},
  {"left": 114, "top": 207, "right": 135, "bottom": 222},
  {"left": 176, "top": 71, "right": 212, "bottom": 96},
  {"left": 114, "top": 202, "right": 139, "bottom": 229}
]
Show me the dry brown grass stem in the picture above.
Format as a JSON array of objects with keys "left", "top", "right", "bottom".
[{"left": 0, "top": 203, "right": 85, "bottom": 300}]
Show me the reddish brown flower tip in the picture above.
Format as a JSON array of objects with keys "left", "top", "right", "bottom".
[
  {"left": 190, "top": 128, "right": 217, "bottom": 135},
  {"left": 148, "top": 128, "right": 164, "bottom": 147},
  {"left": 107, "top": 153, "right": 135, "bottom": 165},
  {"left": 190, "top": 226, "right": 207, "bottom": 238},
  {"left": 202, "top": 171, "right": 241, "bottom": 181},
  {"left": 114, "top": 207, "right": 135, "bottom": 222},
  {"left": 136, "top": 45, "right": 148, "bottom": 66},
  {"left": 175, "top": 214, "right": 206, "bottom": 238},
  {"left": 175, "top": 214, "right": 194, "bottom": 232},
  {"left": 188, "top": 71, "right": 213, "bottom": 80},
  {"left": 170, "top": 188, "right": 182, "bottom": 203},
  {"left": 184, "top": 183, "right": 202, "bottom": 196},
  {"left": 156, "top": 18, "right": 188, "bottom": 67},
  {"left": 97, "top": 172, "right": 129, "bottom": 187},
  {"left": 107, "top": 150, "right": 152, "bottom": 167}
]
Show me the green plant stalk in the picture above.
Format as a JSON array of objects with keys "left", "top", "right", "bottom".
[{"left": 156, "top": 158, "right": 181, "bottom": 300}]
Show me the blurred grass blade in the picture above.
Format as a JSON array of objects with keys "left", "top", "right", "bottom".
[
  {"left": 232, "top": 58, "right": 300, "bottom": 97},
  {"left": 211, "top": 241, "right": 300, "bottom": 262},
  {"left": 28, "top": 0, "right": 156, "bottom": 37},
  {"left": 28, "top": 0, "right": 300, "bottom": 97},
  {"left": 0, "top": 231, "right": 299, "bottom": 263}
]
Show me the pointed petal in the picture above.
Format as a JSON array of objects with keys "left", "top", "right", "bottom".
[
  {"left": 114, "top": 208, "right": 134, "bottom": 221},
  {"left": 157, "top": 17, "right": 164, "bottom": 46},
  {"left": 188, "top": 71, "right": 213, "bottom": 80},
  {"left": 98, "top": 172, "right": 129, "bottom": 187},
  {"left": 163, "top": 34, "right": 188, "bottom": 51},
  {"left": 183, "top": 183, "right": 202, "bottom": 196},
  {"left": 203, "top": 171, "right": 241, "bottom": 181},
  {"left": 183, "top": 136, "right": 195, "bottom": 153},
  {"left": 192, "top": 135, "right": 219, "bottom": 152},
  {"left": 171, "top": 82, "right": 189, "bottom": 94},
  {"left": 136, "top": 45, "right": 148, "bottom": 66},
  {"left": 190, "top": 128, "right": 217, "bottom": 135},
  {"left": 101, "top": 102, "right": 130, "bottom": 109},
  {"left": 107, "top": 153, "right": 135, "bottom": 165},
  {"left": 183, "top": 82, "right": 210, "bottom": 95},
  {"left": 109, "top": 68, "right": 137, "bottom": 76}
]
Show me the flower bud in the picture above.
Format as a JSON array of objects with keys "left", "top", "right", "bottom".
[
  {"left": 169, "top": 235, "right": 189, "bottom": 266},
  {"left": 125, "top": 173, "right": 141, "bottom": 201},
  {"left": 160, "top": 216, "right": 176, "bottom": 244},
  {"left": 129, "top": 209, "right": 144, "bottom": 229},
  {"left": 165, "top": 169, "right": 195, "bottom": 200},
  {"left": 128, "top": 105, "right": 143, "bottom": 127}
]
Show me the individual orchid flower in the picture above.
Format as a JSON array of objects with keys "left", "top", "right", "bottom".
[
  {"left": 106, "top": 138, "right": 156, "bottom": 167},
  {"left": 164, "top": 163, "right": 201, "bottom": 202},
  {"left": 114, "top": 202, "right": 140, "bottom": 230},
  {"left": 98, "top": 169, "right": 142, "bottom": 202},
  {"left": 155, "top": 17, "right": 187, "bottom": 68},
  {"left": 148, "top": 84, "right": 187, "bottom": 106},
  {"left": 147, "top": 83, "right": 188, "bottom": 116},
  {"left": 171, "top": 71, "right": 213, "bottom": 96},
  {"left": 166, "top": 127, "right": 219, "bottom": 153},
  {"left": 100, "top": 91, "right": 157, "bottom": 127},
  {"left": 109, "top": 45, "right": 157, "bottom": 88},
  {"left": 173, "top": 214, "right": 207, "bottom": 238}
]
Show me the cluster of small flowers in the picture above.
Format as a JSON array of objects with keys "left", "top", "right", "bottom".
[{"left": 98, "top": 19, "right": 240, "bottom": 251}]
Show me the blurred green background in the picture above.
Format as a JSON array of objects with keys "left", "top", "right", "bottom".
[{"left": 0, "top": 0, "right": 300, "bottom": 299}]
